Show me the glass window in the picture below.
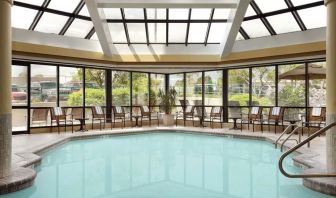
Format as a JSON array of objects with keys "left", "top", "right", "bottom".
[
  {"left": 254, "top": 0, "right": 287, "bottom": 13},
  {"left": 308, "top": 62, "right": 326, "bottom": 107},
  {"left": 228, "top": 69, "right": 250, "bottom": 106},
  {"left": 245, "top": 5, "right": 256, "bottom": 17},
  {"left": 59, "top": 67, "right": 83, "bottom": 107},
  {"left": 188, "top": 23, "right": 208, "bottom": 43},
  {"left": 31, "top": 64, "right": 57, "bottom": 107},
  {"left": 12, "top": 109, "right": 27, "bottom": 132},
  {"left": 12, "top": 65, "right": 28, "bottom": 106},
  {"left": 79, "top": 4, "right": 90, "bottom": 17},
  {"left": 48, "top": 0, "right": 81, "bottom": 13},
  {"left": 150, "top": 74, "right": 165, "bottom": 107},
  {"left": 241, "top": 19, "right": 270, "bottom": 38},
  {"left": 148, "top": 23, "right": 166, "bottom": 43},
  {"left": 112, "top": 71, "right": 130, "bottom": 106},
  {"left": 191, "top": 9, "right": 212, "bottom": 20},
  {"left": 108, "top": 23, "right": 127, "bottom": 43},
  {"left": 291, "top": 0, "right": 320, "bottom": 6},
  {"left": 132, "top": 72, "right": 149, "bottom": 106},
  {"left": 169, "top": 9, "right": 189, "bottom": 20},
  {"left": 90, "top": 33, "right": 98, "bottom": 40},
  {"left": 124, "top": 8, "right": 144, "bottom": 19},
  {"left": 12, "top": 6, "right": 38, "bottom": 29},
  {"left": 127, "top": 23, "right": 147, "bottom": 43},
  {"left": 85, "top": 69, "right": 105, "bottom": 106},
  {"left": 207, "top": 23, "right": 227, "bottom": 43},
  {"left": 16, "top": 0, "right": 44, "bottom": 6},
  {"left": 267, "top": 13, "right": 300, "bottom": 34},
  {"left": 65, "top": 19, "right": 93, "bottom": 38},
  {"left": 236, "top": 32, "right": 244, "bottom": 40},
  {"left": 169, "top": 74, "right": 184, "bottom": 105},
  {"left": 213, "top": 9, "right": 230, "bottom": 19},
  {"left": 169, "top": 23, "right": 187, "bottom": 43},
  {"left": 147, "top": 8, "right": 166, "bottom": 19},
  {"left": 204, "top": 71, "right": 222, "bottom": 106},
  {"left": 298, "top": 6, "right": 326, "bottom": 29},
  {"left": 186, "top": 72, "right": 202, "bottom": 106},
  {"left": 35, "top": 13, "right": 68, "bottom": 34},
  {"left": 104, "top": 8, "right": 122, "bottom": 19},
  {"left": 251, "top": 67, "right": 275, "bottom": 106},
  {"left": 278, "top": 64, "right": 306, "bottom": 107}
]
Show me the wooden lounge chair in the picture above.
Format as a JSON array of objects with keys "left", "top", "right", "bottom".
[
  {"left": 31, "top": 108, "right": 49, "bottom": 127},
  {"left": 176, "top": 105, "right": 195, "bottom": 126},
  {"left": 264, "top": 107, "right": 285, "bottom": 133},
  {"left": 113, "top": 106, "right": 127, "bottom": 128},
  {"left": 228, "top": 101, "right": 242, "bottom": 129},
  {"left": 240, "top": 106, "right": 263, "bottom": 132},
  {"left": 51, "top": 107, "right": 73, "bottom": 133},
  {"left": 140, "top": 105, "right": 159, "bottom": 126},
  {"left": 91, "top": 106, "right": 106, "bottom": 130},
  {"left": 209, "top": 106, "right": 223, "bottom": 128},
  {"left": 301, "top": 107, "right": 326, "bottom": 135}
]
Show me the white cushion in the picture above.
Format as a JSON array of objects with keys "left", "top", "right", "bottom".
[
  {"left": 271, "top": 107, "right": 281, "bottom": 116},
  {"left": 251, "top": 107, "right": 259, "bottom": 115},
  {"left": 115, "top": 106, "right": 122, "bottom": 113},
  {"left": 312, "top": 107, "right": 322, "bottom": 116},
  {"left": 143, "top": 106, "right": 149, "bottom": 112},
  {"left": 53, "top": 107, "right": 63, "bottom": 116},
  {"left": 212, "top": 106, "right": 220, "bottom": 114},
  {"left": 95, "top": 106, "right": 103, "bottom": 115}
]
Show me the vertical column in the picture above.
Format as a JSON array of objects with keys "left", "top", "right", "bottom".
[
  {"left": 0, "top": 0, "right": 12, "bottom": 178},
  {"left": 325, "top": 0, "right": 336, "bottom": 172}
]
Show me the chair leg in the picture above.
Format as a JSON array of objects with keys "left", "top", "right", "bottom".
[
  {"left": 274, "top": 124, "right": 277, "bottom": 134},
  {"left": 72, "top": 122, "right": 74, "bottom": 133},
  {"left": 92, "top": 120, "right": 94, "bottom": 130}
]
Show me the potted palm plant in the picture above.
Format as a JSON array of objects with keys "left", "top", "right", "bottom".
[{"left": 158, "top": 88, "right": 177, "bottom": 126}]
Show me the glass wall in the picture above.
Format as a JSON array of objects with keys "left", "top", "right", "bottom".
[
  {"left": 31, "top": 64, "right": 57, "bottom": 107},
  {"left": 59, "top": 67, "right": 83, "bottom": 107},
  {"left": 251, "top": 66, "right": 275, "bottom": 106},
  {"left": 278, "top": 64, "right": 305, "bottom": 107},
  {"left": 85, "top": 68, "right": 106, "bottom": 106},
  {"left": 228, "top": 69, "right": 250, "bottom": 106},
  {"left": 186, "top": 72, "right": 202, "bottom": 106},
  {"left": 204, "top": 71, "right": 223, "bottom": 106},
  {"left": 132, "top": 72, "right": 149, "bottom": 106},
  {"left": 169, "top": 74, "right": 184, "bottom": 106},
  {"left": 309, "top": 62, "right": 326, "bottom": 107},
  {"left": 112, "top": 71, "right": 130, "bottom": 106},
  {"left": 150, "top": 74, "right": 165, "bottom": 107}
]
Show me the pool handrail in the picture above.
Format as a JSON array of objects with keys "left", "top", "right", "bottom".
[
  {"left": 278, "top": 121, "right": 336, "bottom": 178},
  {"left": 279, "top": 126, "right": 310, "bottom": 152}
]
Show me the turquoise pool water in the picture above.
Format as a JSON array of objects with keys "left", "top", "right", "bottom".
[{"left": 1, "top": 132, "right": 333, "bottom": 198}]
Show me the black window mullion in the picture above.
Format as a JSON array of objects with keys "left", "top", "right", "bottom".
[
  {"left": 85, "top": 27, "right": 95, "bottom": 39},
  {"left": 29, "top": 0, "right": 51, "bottom": 30},
  {"left": 185, "top": 8, "right": 192, "bottom": 46},
  {"left": 284, "top": 0, "right": 307, "bottom": 31},
  {"left": 204, "top": 8, "right": 215, "bottom": 46},
  {"left": 120, "top": 8, "right": 131, "bottom": 46},
  {"left": 59, "top": 0, "right": 85, "bottom": 35},
  {"left": 239, "top": 27, "right": 250, "bottom": 40},
  {"left": 250, "top": 1, "right": 276, "bottom": 36},
  {"left": 144, "top": 8, "right": 150, "bottom": 46},
  {"left": 166, "top": 9, "right": 169, "bottom": 46}
]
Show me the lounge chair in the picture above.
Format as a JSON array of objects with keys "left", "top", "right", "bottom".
[
  {"left": 51, "top": 107, "right": 73, "bottom": 133},
  {"left": 91, "top": 106, "right": 106, "bottom": 130},
  {"left": 301, "top": 107, "right": 326, "bottom": 135},
  {"left": 31, "top": 108, "right": 49, "bottom": 127},
  {"left": 140, "top": 105, "right": 159, "bottom": 126},
  {"left": 264, "top": 107, "right": 285, "bottom": 133},
  {"left": 240, "top": 106, "right": 263, "bottom": 132},
  {"left": 113, "top": 106, "right": 127, "bottom": 128}
]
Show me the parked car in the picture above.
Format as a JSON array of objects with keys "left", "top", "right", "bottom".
[
  {"left": 12, "top": 84, "right": 27, "bottom": 102},
  {"left": 65, "top": 81, "right": 100, "bottom": 91},
  {"left": 39, "top": 81, "right": 72, "bottom": 102}
]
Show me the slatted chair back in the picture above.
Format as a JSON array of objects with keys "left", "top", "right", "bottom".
[
  {"left": 184, "top": 105, "right": 195, "bottom": 116},
  {"left": 268, "top": 107, "right": 284, "bottom": 121},
  {"left": 113, "top": 106, "right": 125, "bottom": 117},
  {"left": 249, "top": 106, "right": 262, "bottom": 120},
  {"left": 210, "top": 106, "right": 222, "bottom": 118},
  {"left": 71, "top": 107, "right": 83, "bottom": 119},
  {"left": 32, "top": 108, "right": 49, "bottom": 122},
  {"left": 51, "top": 107, "right": 65, "bottom": 120},
  {"left": 179, "top": 100, "right": 189, "bottom": 108},
  {"left": 308, "top": 107, "right": 326, "bottom": 122},
  {"left": 92, "top": 106, "right": 104, "bottom": 119},
  {"left": 140, "top": 106, "right": 151, "bottom": 116}
]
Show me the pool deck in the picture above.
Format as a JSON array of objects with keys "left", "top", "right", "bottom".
[{"left": 1, "top": 126, "right": 335, "bottom": 195}]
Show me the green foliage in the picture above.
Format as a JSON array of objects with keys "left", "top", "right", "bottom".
[
  {"left": 75, "top": 69, "right": 105, "bottom": 88},
  {"left": 112, "top": 88, "right": 130, "bottom": 105},
  {"left": 68, "top": 88, "right": 105, "bottom": 106},
  {"left": 158, "top": 88, "right": 177, "bottom": 114},
  {"left": 229, "top": 94, "right": 271, "bottom": 106},
  {"left": 279, "top": 85, "right": 305, "bottom": 106}
]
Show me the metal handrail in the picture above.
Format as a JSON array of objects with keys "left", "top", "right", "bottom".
[
  {"left": 280, "top": 126, "right": 309, "bottom": 152},
  {"left": 275, "top": 124, "right": 295, "bottom": 148},
  {"left": 278, "top": 121, "right": 336, "bottom": 178}
]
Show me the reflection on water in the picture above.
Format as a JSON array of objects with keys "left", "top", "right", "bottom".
[{"left": 1, "top": 133, "right": 333, "bottom": 198}]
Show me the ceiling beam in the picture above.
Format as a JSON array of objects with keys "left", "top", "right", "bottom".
[
  {"left": 84, "top": 0, "right": 115, "bottom": 56},
  {"left": 219, "top": 0, "right": 251, "bottom": 58},
  {"left": 96, "top": 0, "right": 237, "bottom": 8}
]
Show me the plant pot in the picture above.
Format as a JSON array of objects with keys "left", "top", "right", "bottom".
[{"left": 162, "top": 114, "right": 175, "bottom": 126}]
